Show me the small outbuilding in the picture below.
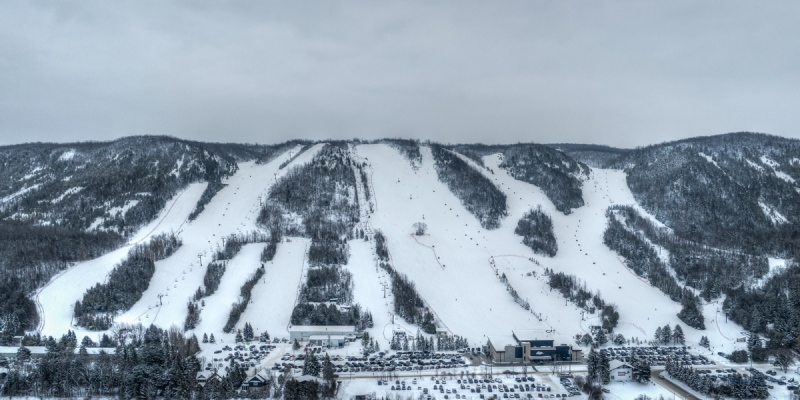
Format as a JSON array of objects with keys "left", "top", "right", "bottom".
[{"left": 609, "top": 359, "right": 633, "bottom": 382}]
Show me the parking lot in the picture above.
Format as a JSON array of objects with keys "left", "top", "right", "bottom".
[
  {"left": 272, "top": 350, "right": 470, "bottom": 374},
  {"left": 344, "top": 374, "right": 577, "bottom": 399}
]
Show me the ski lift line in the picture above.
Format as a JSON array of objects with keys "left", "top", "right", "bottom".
[{"left": 287, "top": 242, "right": 310, "bottom": 334}]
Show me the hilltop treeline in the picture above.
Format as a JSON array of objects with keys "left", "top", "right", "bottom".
[
  {"left": 499, "top": 144, "right": 588, "bottom": 214},
  {"left": 621, "top": 133, "right": 800, "bottom": 256},
  {"left": 383, "top": 139, "right": 422, "bottom": 168},
  {"left": 430, "top": 145, "right": 508, "bottom": 229},
  {"left": 74, "top": 232, "right": 182, "bottom": 330}
]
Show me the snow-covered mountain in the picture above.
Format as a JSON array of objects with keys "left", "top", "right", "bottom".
[{"left": 1, "top": 133, "right": 799, "bottom": 368}]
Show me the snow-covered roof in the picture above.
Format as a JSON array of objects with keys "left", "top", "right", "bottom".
[
  {"left": 512, "top": 329, "right": 552, "bottom": 342},
  {"left": 487, "top": 335, "right": 517, "bottom": 349},
  {"left": 289, "top": 325, "right": 356, "bottom": 333},
  {"left": 295, "top": 375, "right": 324, "bottom": 383},
  {"left": 308, "top": 335, "right": 347, "bottom": 340},
  {"left": 0, "top": 346, "right": 116, "bottom": 355},
  {"left": 609, "top": 360, "right": 632, "bottom": 371}
]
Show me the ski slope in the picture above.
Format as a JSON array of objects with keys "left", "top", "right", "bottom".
[
  {"left": 237, "top": 237, "right": 310, "bottom": 341},
  {"left": 348, "top": 239, "right": 419, "bottom": 349},
  {"left": 36, "top": 182, "right": 208, "bottom": 338},
  {"left": 358, "top": 143, "right": 746, "bottom": 354},
  {"left": 117, "top": 144, "right": 324, "bottom": 330},
  {"left": 358, "top": 143, "right": 570, "bottom": 346},
  {"left": 37, "top": 143, "right": 326, "bottom": 339},
  {"left": 191, "top": 243, "right": 265, "bottom": 336},
  {"left": 480, "top": 152, "right": 746, "bottom": 352}
]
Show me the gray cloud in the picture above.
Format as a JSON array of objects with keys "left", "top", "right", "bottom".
[{"left": 1, "top": 1, "right": 799, "bottom": 147}]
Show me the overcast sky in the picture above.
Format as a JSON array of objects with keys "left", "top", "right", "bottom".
[{"left": 1, "top": 1, "right": 799, "bottom": 148}]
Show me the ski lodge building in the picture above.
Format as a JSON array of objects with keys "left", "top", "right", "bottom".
[
  {"left": 288, "top": 325, "right": 357, "bottom": 347},
  {"left": 486, "top": 330, "right": 580, "bottom": 363}
]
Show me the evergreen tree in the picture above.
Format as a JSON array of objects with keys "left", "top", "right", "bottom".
[
  {"left": 293, "top": 339, "right": 301, "bottom": 352},
  {"left": 235, "top": 330, "right": 243, "bottom": 343},
  {"left": 260, "top": 331, "right": 270, "bottom": 342},
  {"left": 243, "top": 322, "right": 254, "bottom": 342},
  {"left": 654, "top": 327, "right": 663, "bottom": 344},
  {"left": 699, "top": 335, "right": 710, "bottom": 349},
  {"left": 672, "top": 324, "right": 685, "bottom": 345},
  {"left": 16, "top": 345, "right": 31, "bottom": 362},
  {"left": 586, "top": 348, "right": 599, "bottom": 383},
  {"left": 630, "top": 350, "right": 651, "bottom": 383},
  {"left": 580, "top": 333, "right": 593, "bottom": 347},
  {"left": 661, "top": 324, "right": 672, "bottom": 345},
  {"left": 613, "top": 333, "right": 626, "bottom": 345},
  {"left": 595, "top": 329, "right": 608, "bottom": 346},
  {"left": 202, "top": 333, "right": 208, "bottom": 343},
  {"left": 209, "top": 333, "right": 216, "bottom": 343},
  {"left": 361, "top": 332, "right": 370, "bottom": 348},
  {"left": 303, "top": 350, "right": 321, "bottom": 377},
  {"left": 322, "top": 353, "right": 336, "bottom": 398},
  {"left": 598, "top": 351, "right": 611, "bottom": 385}
]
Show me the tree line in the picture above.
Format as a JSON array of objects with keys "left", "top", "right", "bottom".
[
  {"left": 1, "top": 324, "right": 202, "bottom": 399},
  {"left": 546, "top": 270, "right": 620, "bottom": 332},
  {"left": 374, "top": 231, "right": 437, "bottom": 334},
  {"left": 75, "top": 232, "right": 182, "bottom": 330},
  {"left": 603, "top": 208, "right": 705, "bottom": 329}
]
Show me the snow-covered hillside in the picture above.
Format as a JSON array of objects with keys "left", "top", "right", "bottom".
[{"left": 37, "top": 144, "right": 323, "bottom": 339}]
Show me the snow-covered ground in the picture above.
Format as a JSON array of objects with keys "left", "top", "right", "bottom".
[
  {"left": 191, "top": 243, "right": 265, "bottom": 336},
  {"left": 37, "top": 143, "right": 326, "bottom": 340},
  {"left": 35, "top": 141, "right": 755, "bottom": 390},
  {"left": 359, "top": 144, "right": 571, "bottom": 347},
  {"left": 237, "top": 238, "right": 310, "bottom": 341},
  {"left": 357, "top": 143, "right": 747, "bottom": 355},
  {"left": 348, "top": 239, "right": 419, "bottom": 349},
  {"left": 37, "top": 181, "right": 209, "bottom": 338}
]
